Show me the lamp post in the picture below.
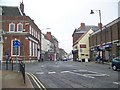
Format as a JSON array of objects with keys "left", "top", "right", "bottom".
[{"left": 90, "top": 10, "right": 103, "bottom": 62}]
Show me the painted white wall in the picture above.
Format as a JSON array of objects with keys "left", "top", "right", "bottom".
[{"left": 41, "top": 33, "right": 52, "bottom": 52}]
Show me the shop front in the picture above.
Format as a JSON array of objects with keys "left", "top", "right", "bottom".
[{"left": 72, "top": 50, "right": 78, "bottom": 61}]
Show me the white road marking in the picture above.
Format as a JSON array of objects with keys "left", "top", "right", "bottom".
[
  {"left": 48, "top": 72, "right": 56, "bottom": 74},
  {"left": 87, "top": 70, "right": 98, "bottom": 74},
  {"left": 84, "top": 74, "right": 109, "bottom": 77},
  {"left": 36, "top": 72, "right": 44, "bottom": 75},
  {"left": 73, "top": 70, "right": 88, "bottom": 72},
  {"left": 68, "top": 71, "right": 95, "bottom": 79},
  {"left": 113, "top": 82, "right": 120, "bottom": 85},
  {"left": 61, "top": 71, "right": 70, "bottom": 73}
]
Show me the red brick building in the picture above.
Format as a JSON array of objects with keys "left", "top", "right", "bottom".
[
  {"left": 89, "top": 17, "right": 120, "bottom": 61},
  {"left": 2, "top": 2, "right": 41, "bottom": 61}
]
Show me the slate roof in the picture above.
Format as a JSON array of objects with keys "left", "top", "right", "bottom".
[
  {"left": 75, "top": 25, "right": 99, "bottom": 34},
  {"left": 1, "top": 6, "right": 22, "bottom": 16}
]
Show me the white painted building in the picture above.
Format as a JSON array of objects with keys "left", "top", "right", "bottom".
[
  {"left": 0, "top": 7, "right": 3, "bottom": 63},
  {"left": 41, "top": 33, "right": 52, "bottom": 60},
  {"left": 41, "top": 33, "right": 51, "bottom": 52}
]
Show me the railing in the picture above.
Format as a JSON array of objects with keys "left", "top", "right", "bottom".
[{"left": 19, "top": 60, "right": 25, "bottom": 84}]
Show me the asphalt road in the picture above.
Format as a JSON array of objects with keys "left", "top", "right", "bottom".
[{"left": 20, "top": 61, "right": 120, "bottom": 89}]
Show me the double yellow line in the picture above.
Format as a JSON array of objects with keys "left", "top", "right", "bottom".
[{"left": 26, "top": 72, "right": 46, "bottom": 90}]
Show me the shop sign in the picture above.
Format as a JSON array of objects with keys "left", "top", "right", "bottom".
[{"left": 80, "top": 44, "right": 86, "bottom": 48}]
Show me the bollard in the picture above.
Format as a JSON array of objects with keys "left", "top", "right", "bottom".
[
  {"left": 11, "top": 60, "right": 13, "bottom": 71},
  {"left": 6, "top": 59, "right": 8, "bottom": 70}
]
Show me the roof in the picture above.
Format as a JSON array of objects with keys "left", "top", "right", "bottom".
[
  {"left": 73, "top": 25, "right": 98, "bottom": 46},
  {"left": 76, "top": 25, "right": 98, "bottom": 33},
  {"left": 1, "top": 6, "right": 23, "bottom": 16},
  {"left": 73, "top": 25, "right": 98, "bottom": 36}
]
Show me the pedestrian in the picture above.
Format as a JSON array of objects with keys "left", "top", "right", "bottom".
[{"left": 42, "top": 58, "right": 43, "bottom": 62}]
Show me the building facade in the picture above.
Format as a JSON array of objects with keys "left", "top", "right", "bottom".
[
  {"left": 0, "top": 6, "right": 3, "bottom": 62},
  {"left": 89, "top": 17, "right": 120, "bottom": 61},
  {"left": 1, "top": 3, "right": 41, "bottom": 62},
  {"left": 45, "top": 32, "right": 59, "bottom": 61},
  {"left": 72, "top": 23, "right": 98, "bottom": 61}
]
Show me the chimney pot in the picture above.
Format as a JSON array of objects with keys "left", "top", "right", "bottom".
[
  {"left": 98, "top": 23, "right": 102, "bottom": 29},
  {"left": 80, "top": 23, "right": 85, "bottom": 27}
]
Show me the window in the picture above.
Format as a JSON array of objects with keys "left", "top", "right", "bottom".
[
  {"left": 9, "top": 23, "right": 15, "bottom": 32},
  {"left": 12, "top": 40, "right": 20, "bottom": 56},
  {"left": 17, "top": 23, "right": 23, "bottom": 32}
]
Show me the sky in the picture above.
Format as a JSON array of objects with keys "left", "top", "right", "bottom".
[{"left": 0, "top": 0, "right": 119, "bottom": 53}]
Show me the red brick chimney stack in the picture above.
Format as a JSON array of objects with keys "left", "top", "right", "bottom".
[
  {"left": 98, "top": 23, "right": 102, "bottom": 29},
  {"left": 80, "top": 23, "right": 85, "bottom": 27},
  {"left": 46, "top": 32, "right": 52, "bottom": 40}
]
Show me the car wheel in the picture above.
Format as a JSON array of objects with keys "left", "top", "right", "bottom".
[{"left": 112, "top": 65, "right": 117, "bottom": 71}]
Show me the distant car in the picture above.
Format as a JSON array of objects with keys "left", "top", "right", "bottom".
[
  {"left": 63, "top": 58, "right": 67, "bottom": 61},
  {"left": 111, "top": 57, "right": 120, "bottom": 71}
]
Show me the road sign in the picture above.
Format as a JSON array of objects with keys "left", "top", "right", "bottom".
[{"left": 13, "top": 40, "right": 20, "bottom": 47}]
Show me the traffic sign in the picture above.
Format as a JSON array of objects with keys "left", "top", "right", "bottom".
[{"left": 13, "top": 40, "right": 20, "bottom": 47}]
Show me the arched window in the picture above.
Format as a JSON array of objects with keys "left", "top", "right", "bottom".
[
  {"left": 9, "top": 23, "right": 15, "bottom": 32},
  {"left": 17, "top": 23, "right": 23, "bottom": 32}
]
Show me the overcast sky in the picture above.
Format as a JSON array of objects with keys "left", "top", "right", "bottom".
[{"left": 0, "top": 0, "right": 119, "bottom": 53}]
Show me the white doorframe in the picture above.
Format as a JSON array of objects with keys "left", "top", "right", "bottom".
[{"left": 0, "top": 42, "right": 3, "bottom": 63}]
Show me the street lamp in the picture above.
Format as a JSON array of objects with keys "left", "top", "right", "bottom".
[{"left": 90, "top": 10, "right": 103, "bottom": 61}]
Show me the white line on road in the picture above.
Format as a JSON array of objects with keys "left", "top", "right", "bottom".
[
  {"left": 61, "top": 71, "right": 70, "bottom": 73},
  {"left": 113, "top": 82, "right": 120, "bottom": 85},
  {"left": 36, "top": 72, "right": 44, "bottom": 75},
  {"left": 48, "top": 72, "right": 56, "bottom": 74},
  {"left": 68, "top": 71, "right": 95, "bottom": 79},
  {"left": 84, "top": 74, "right": 109, "bottom": 77},
  {"left": 73, "top": 70, "right": 88, "bottom": 72}
]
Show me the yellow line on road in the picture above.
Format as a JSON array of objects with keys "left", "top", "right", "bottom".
[
  {"left": 30, "top": 73, "right": 47, "bottom": 90},
  {"left": 26, "top": 72, "right": 42, "bottom": 90}
]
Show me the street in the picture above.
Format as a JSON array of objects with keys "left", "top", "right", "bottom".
[{"left": 25, "top": 60, "right": 120, "bottom": 89}]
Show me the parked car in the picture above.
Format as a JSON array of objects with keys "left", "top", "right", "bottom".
[{"left": 111, "top": 57, "right": 120, "bottom": 71}]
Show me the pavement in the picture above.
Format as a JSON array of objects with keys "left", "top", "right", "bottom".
[{"left": 0, "top": 70, "right": 33, "bottom": 89}]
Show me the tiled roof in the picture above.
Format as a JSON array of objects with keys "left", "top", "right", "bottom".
[{"left": 1, "top": 6, "right": 22, "bottom": 16}]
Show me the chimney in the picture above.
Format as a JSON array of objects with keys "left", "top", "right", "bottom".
[
  {"left": 80, "top": 23, "right": 85, "bottom": 27},
  {"left": 20, "top": 1, "right": 24, "bottom": 13},
  {"left": 98, "top": 23, "right": 102, "bottom": 29},
  {"left": 46, "top": 32, "right": 52, "bottom": 40}
]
